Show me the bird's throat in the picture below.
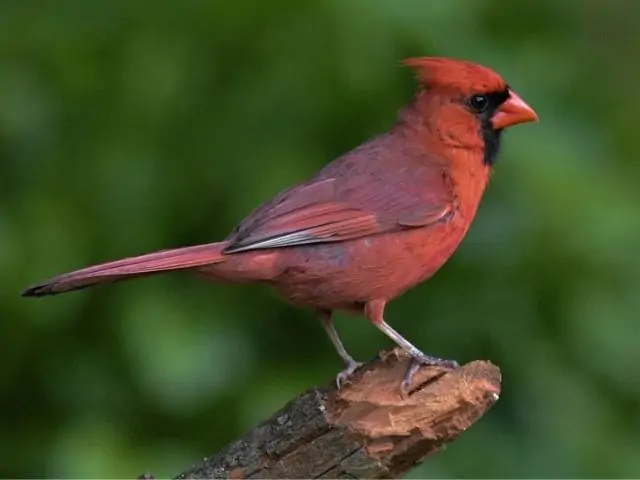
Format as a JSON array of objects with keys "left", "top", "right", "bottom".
[{"left": 481, "top": 123, "right": 503, "bottom": 166}]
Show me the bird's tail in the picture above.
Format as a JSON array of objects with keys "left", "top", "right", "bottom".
[{"left": 22, "top": 241, "right": 229, "bottom": 297}]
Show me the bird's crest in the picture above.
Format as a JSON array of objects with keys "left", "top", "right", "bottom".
[{"left": 402, "top": 57, "right": 507, "bottom": 95}]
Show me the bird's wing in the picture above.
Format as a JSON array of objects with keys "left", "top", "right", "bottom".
[{"left": 223, "top": 157, "right": 456, "bottom": 254}]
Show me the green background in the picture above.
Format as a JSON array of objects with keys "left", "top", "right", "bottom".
[{"left": 3, "top": 0, "right": 640, "bottom": 477}]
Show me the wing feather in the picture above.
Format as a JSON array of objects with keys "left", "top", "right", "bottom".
[{"left": 223, "top": 147, "right": 456, "bottom": 254}]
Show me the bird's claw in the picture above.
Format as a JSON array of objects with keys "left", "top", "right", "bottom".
[
  {"left": 411, "top": 352, "right": 459, "bottom": 369},
  {"left": 335, "top": 360, "right": 363, "bottom": 389},
  {"left": 400, "top": 354, "right": 459, "bottom": 398}
]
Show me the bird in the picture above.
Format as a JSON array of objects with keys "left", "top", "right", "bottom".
[{"left": 22, "top": 56, "right": 538, "bottom": 390}]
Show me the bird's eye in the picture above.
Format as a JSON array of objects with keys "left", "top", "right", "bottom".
[{"left": 469, "top": 94, "right": 489, "bottom": 113}]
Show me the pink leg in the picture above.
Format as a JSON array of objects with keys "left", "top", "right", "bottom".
[
  {"left": 365, "top": 299, "right": 458, "bottom": 390},
  {"left": 318, "top": 310, "right": 363, "bottom": 388}
]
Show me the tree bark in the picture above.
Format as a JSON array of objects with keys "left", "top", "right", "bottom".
[{"left": 169, "top": 348, "right": 501, "bottom": 479}]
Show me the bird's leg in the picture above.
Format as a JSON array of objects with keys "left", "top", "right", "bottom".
[
  {"left": 318, "top": 309, "right": 363, "bottom": 388},
  {"left": 365, "top": 299, "right": 459, "bottom": 393}
]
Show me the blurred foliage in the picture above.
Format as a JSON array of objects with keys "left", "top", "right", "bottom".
[{"left": 2, "top": 0, "right": 640, "bottom": 477}]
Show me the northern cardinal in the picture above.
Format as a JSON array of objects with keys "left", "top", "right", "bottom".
[{"left": 22, "top": 57, "right": 537, "bottom": 389}]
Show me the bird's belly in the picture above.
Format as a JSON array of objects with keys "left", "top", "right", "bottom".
[{"left": 270, "top": 225, "right": 467, "bottom": 311}]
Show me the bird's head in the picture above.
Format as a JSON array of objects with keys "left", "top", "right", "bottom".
[{"left": 402, "top": 56, "right": 538, "bottom": 166}]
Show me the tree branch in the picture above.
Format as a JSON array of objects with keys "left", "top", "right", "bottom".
[{"left": 168, "top": 348, "right": 501, "bottom": 479}]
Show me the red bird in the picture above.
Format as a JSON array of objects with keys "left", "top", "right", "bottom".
[{"left": 23, "top": 57, "right": 538, "bottom": 389}]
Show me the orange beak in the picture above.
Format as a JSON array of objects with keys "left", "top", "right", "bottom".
[{"left": 491, "top": 89, "right": 538, "bottom": 130}]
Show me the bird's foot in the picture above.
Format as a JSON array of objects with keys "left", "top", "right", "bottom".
[
  {"left": 400, "top": 353, "right": 459, "bottom": 398},
  {"left": 335, "top": 359, "right": 363, "bottom": 389},
  {"left": 411, "top": 352, "right": 459, "bottom": 369}
]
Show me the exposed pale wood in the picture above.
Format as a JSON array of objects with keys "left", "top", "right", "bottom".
[{"left": 171, "top": 348, "right": 501, "bottom": 479}]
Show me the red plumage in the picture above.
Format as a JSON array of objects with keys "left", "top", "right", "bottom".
[{"left": 23, "top": 57, "right": 538, "bottom": 389}]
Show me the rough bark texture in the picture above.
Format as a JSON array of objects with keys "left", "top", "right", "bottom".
[{"left": 174, "top": 348, "right": 501, "bottom": 479}]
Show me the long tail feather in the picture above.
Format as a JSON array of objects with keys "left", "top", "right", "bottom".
[{"left": 22, "top": 242, "right": 228, "bottom": 297}]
